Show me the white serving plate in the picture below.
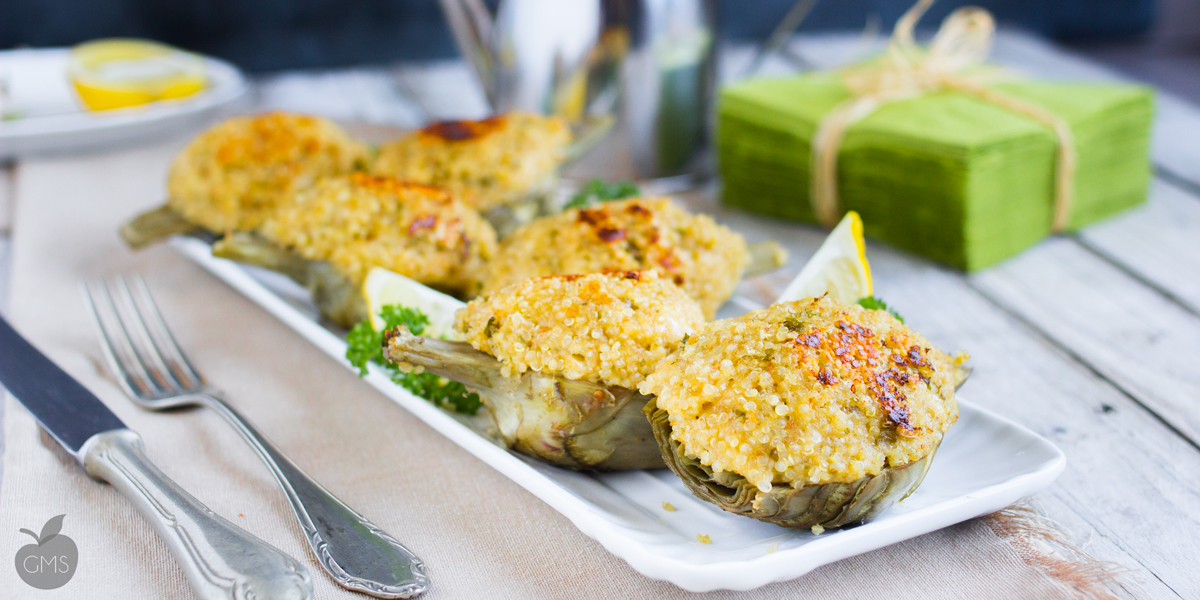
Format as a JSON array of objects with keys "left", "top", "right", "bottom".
[
  {"left": 170, "top": 236, "right": 1065, "bottom": 592},
  {"left": 0, "top": 48, "right": 248, "bottom": 158}
]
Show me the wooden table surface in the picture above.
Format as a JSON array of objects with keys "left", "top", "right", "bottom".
[{"left": 2, "top": 31, "right": 1198, "bottom": 599}]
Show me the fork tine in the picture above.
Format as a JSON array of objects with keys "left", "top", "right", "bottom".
[
  {"left": 109, "top": 275, "right": 177, "bottom": 393},
  {"left": 83, "top": 281, "right": 158, "bottom": 399},
  {"left": 127, "top": 273, "right": 205, "bottom": 389},
  {"left": 102, "top": 277, "right": 172, "bottom": 393}
]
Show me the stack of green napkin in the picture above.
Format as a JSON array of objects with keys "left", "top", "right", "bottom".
[{"left": 718, "top": 74, "right": 1155, "bottom": 271}]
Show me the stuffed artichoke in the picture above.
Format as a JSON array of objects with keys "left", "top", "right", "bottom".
[
  {"left": 639, "top": 296, "right": 969, "bottom": 529},
  {"left": 212, "top": 174, "right": 498, "bottom": 328},
  {"left": 371, "top": 111, "right": 579, "bottom": 235},
  {"left": 383, "top": 270, "right": 704, "bottom": 470},
  {"left": 122, "top": 112, "right": 370, "bottom": 247},
  {"left": 482, "top": 197, "right": 786, "bottom": 319}
]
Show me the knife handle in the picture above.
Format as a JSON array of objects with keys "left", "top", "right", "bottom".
[{"left": 82, "top": 429, "right": 313, "bottom": 600}]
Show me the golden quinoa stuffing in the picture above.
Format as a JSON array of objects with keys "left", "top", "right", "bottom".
[
  {"left": 454, "top": 270, "right": 704, "bottom": 389},
  {"left": 483, "top": 197, "right": 749, "bottom": 318},
  {"left": 640, "top": 296, "right": 965, "bottom": 493},
  {"left": 260, "top": 173, "right": 497, "bottom": 296},
  {"left": 372, "top": 111, "right": 570, "bottom": 211},
  {"left": 167, "top": 112, "right": 369, "bottom": 232}
]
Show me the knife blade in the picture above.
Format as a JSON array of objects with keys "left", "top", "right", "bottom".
[
  {"left": 0, "top": 316, "right": 125, "bottom": 455},
  {"left": 0, "top": 315, "right": 312, "bottom": 600}
]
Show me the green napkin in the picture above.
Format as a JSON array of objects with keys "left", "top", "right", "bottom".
[{"left": 718, "top": 74, "right": 1154, "bottom": 270}]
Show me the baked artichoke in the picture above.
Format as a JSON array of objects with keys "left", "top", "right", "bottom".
[
  {"left": 383, "top": 328, "right": 660, "bottom": 470},
  {"left": 639, "top": 296, "right": 970, "bottom": 529},
  {"left": 383, "top": 270, "right": 705, "bottom": 470},
  {"left": 209, "top": 174, "right": 497, "bottom": 329},
  {"left": 481, "top": 196, "right": 787, "bottom": 318},
  {"left": 121, "top": 112, "right": 370, "bottom": 248},
  {"left": 371, "top": 111, "right": 612, "bottom": 237}
]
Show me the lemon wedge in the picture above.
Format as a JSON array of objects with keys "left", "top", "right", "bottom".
[
  {"left": 68, "top": 39, "right": 207, "bottom": 111},
  {"left": 363, "top": 267, "right": 465, "bottom": 338},
  {"left": 777, "top": 211, "right": 873, "bottom": 304}
]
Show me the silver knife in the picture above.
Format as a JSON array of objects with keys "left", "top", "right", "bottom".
[{"left": 0, "top": 316, "right": 313, "bottom": 600}]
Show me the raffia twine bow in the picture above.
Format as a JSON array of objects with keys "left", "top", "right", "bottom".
[{"left": 810, "top": 0, "right": 1077, "bottom": 231}]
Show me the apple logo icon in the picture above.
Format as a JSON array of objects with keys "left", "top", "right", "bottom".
[{"left": 15, "top": 514, "right": 77, "bottom": 590}]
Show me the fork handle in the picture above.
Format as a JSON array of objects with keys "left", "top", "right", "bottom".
[
  {"left": 83, "top": 429, "right": 313, "bottom": 600},
  {"left": 201, "top": 396, "right": 429, "bottom": 599}
]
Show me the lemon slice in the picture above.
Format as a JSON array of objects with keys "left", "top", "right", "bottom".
[
  {"left": 777, "top": 211, "right": 873, "bottom": 304},
  {"left": 362, "top": 267, "right": 465, "bottom": 338},
  {"left": 68, "top": 39, "right": 207, "bottom": 111}
]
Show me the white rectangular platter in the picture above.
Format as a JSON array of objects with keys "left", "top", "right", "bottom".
[{"left": 171, "top": 236, "right": 1065, "bottom": 592}]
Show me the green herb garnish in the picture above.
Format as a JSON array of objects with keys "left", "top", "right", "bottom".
[
  {"left": 857, "top": 296, "right": 905, "bottom": 323},
  {"left": 563, "top": 178, "right": 640, "bottom": 209},
  {"left": 346, "top": 305, "right": 482, "bottom": 414}
]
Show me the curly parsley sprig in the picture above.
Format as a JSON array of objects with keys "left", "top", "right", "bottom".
[
  {"left": 857, "top": 296, "right": 905, "bottom": 323},
  {"left": 346, "top": 305, "right": 482, "bottom": 414},
  {"left": 563, "top": 178, "right": 640, "bottom": 209}
]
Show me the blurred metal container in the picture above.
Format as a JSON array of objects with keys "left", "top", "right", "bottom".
[{"left": 439, "top": 0, "right": 718, "bottom": 180}]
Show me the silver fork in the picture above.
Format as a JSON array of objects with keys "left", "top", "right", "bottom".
[{"left": 84, "top": 274, "right": 430, "bottom": 599}]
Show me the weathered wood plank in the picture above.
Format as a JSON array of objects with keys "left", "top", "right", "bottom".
[
  {"left": 873, "top": 255, "right": 1200, "bottom": 600},
  {"left": 970, "top": 237, "right": 1200, "bottom": 447},
  {"left": 1077, "top": 179, "right": 1200, "bottom": 316},
  {"left": 703, "top": 196, "right": 1200, "bottom": 599}
]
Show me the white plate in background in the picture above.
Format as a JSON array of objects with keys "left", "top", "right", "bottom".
[
  {"left": 0, "top": 48, "right": 248, "bottom": 158},
  {"left": 170, "top": 235, "right": 1066, "bottom": 592}
]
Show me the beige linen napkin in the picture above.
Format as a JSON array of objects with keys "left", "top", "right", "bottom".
[{"left": 0, "top": 139, "right": 1078, "bottom": 599}]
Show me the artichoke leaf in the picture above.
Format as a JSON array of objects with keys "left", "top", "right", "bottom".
[
  {"left": 383, "top": 327, "right": 663, "bottom": 471},
  {"left": 483, "top": 179, "right": 558, "bottom": 238},
  {"left": 120, "top": 204, "right": 205, "bottom": 249},
  {"left": 212, "top": 232, "right": 368, "bottom": 329},
  {"left": 745, "top": 240, "right": 789, "bottom": 278},
  {"left": 955, "top": 365, "right": 973, "bottom": 390},
  {"left": 645, "top": 396, "right": 938, "bottom": 529}
]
